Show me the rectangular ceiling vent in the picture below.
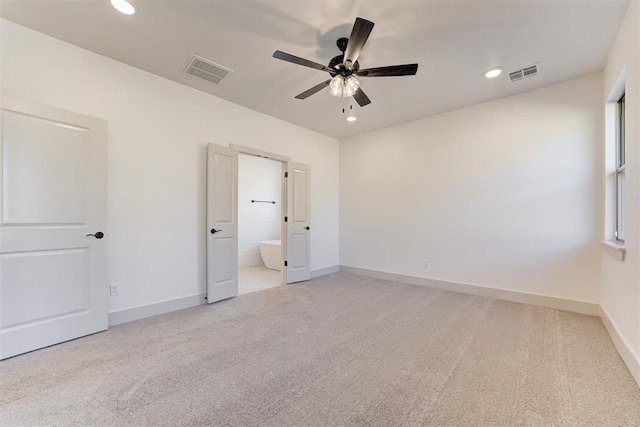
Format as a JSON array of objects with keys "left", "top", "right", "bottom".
[
  {"left": 509, "top": 69, "right": 524, "bottom": 82},
  {"left": 509, "top": 63, "right": 540, "bottom": 83},
  {"left": 183, "top": 54, "right": 233, "bottom": 86}
]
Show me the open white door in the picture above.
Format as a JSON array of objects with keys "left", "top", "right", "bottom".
[
  {"left": 286, "top": 162, "right": 311, "bottom": 283},
  {"left": 206, "top": 143, "right": 238, "bottom": 303},
  {"left": 0, "top": 99, "right": 108, "bottom": 360}
]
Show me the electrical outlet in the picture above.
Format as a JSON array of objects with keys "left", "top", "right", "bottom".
[
  {"left": 422, "top": 259, "right": 430, "bottom": 269},
  {"left": 110, "top": 282, "right": 120, "bottom": 296}
]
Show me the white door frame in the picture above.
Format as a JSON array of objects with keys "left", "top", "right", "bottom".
[{"left": 229, "top": 144, "right": 291, "bottom": 284}]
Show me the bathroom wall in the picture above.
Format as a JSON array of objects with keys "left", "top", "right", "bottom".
[{"left": 238, "top": 154, "right": 282, "bottom": 267}]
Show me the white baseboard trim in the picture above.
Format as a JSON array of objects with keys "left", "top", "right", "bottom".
[
  {"left": 108, "top": 293, "right": 207, "bottom": 326},
  {"left": 108, "top": 266, "right": 339, "bottom": 327},
  {"left": 311, "top": 265, "right": 340, "bottom": 279},
  {"left": 339, "top": 265, "right": 600, "bottom": 316},
  {"left": 600, "top": 305, "right": 640, "bottom": 387}
]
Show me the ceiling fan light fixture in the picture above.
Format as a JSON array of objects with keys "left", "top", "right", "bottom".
[
  {"left": 484, "top": 67, "right": 503, "bottom": 78},
  {"left": 329, "top": 75, "right": 345, "bottom": 97},
  {"left": 344, "top": 76, "right": 360, "bottom": 97},
  {"left": 110, "top": 0, "right": 136, "bottom": 15}
]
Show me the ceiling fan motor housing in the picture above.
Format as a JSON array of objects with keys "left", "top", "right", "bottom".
[{"left": 329, "top": 53, "right": 359, "bottom": 75}]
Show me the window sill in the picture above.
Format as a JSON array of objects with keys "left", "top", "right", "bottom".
[{"left": 601, "top": 240, "right": 626, "bottom": 261}]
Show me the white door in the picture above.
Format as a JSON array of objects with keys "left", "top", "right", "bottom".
[
  {"left": 0, "top": 99, "right": 108, "bottom": 360},
  {"left": 206, "top": 143, "right": 238, "bottom": 303},
  {"left": 286, "top": 162, "right": 311, "bottom": 283}
]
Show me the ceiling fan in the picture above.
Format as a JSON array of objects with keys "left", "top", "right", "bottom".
[{"left": 273, "top": 17, "right": 419, "bottom": 107}]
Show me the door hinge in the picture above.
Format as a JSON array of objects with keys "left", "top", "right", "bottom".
[
  {"left": 284, "top": 216, "right": 288, "bottom": 222},
  {"left": 284, "top": 260, "right": 288, "bottom": 267},
  {"left": 285, "top": 172, "right": 288, "bottom": 178}
]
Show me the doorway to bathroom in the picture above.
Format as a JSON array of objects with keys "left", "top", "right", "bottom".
[
  {"left": 206, "top": 143, "right": 310, "bottom": 303},
  {"left": 237, "top": 152, "right": 284, "bottom": 294}
]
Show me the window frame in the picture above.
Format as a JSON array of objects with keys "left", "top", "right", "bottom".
[{"left": 615, "top": 93, "right": 625, "bottom": 243}]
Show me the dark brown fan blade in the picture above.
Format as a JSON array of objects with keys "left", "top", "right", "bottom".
[
  {"left": 343, "top": 17, "right": 375, "bottom": 70},
  {"left": 353, "top": 87, "right": 371, "bottom": 107},
  {"left": 273, "top": 51, "right": 334, "bottom": 73},
  {"left": 356, "top": 64, "right": 419, "bottom": 77},
  {"left": 295, "top": 80, "right": 331, "bottom": 99}
]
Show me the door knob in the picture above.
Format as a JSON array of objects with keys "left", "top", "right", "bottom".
[
  {"left": 86, "top": 232, "right": 105, "bottom": 239},
  {"left": 210, "top": 228, "right": 221, "bottom": 234},
  {"left": 305, "top": 226, "right": 310, "bottom": 231}
]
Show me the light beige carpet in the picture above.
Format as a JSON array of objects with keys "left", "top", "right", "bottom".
[{"left": 1, "top": 273, "right": 639, "bottom": 426}]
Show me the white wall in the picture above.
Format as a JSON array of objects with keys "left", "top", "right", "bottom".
[
  {"left": 0, "top": 19, "right": 339, "bottom": 314},
  {"left": 238, "top": 154, "right": 282, "bottom": 267},
  {"left": 601, "top": 0, "right": 640, "bottom": 378},
  {"left": 340, "top": 74, "right": 602, "bottom": 304}
]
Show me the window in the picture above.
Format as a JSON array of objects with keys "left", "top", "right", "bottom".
[{"left": 615, "top": 93, "right": 625, "bottom": 242}]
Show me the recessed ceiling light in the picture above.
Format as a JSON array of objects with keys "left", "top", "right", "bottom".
[
  {"left": 485, "top": 67, "right": 503, "bottom": 78},
  {"left": 111, "top": 0, "right": 136, "bottom": 15},
  {"left": 343, "top": 105, "right": 357, "bottom": 122},
  {"left": 344, "top": 105, "right": 357, "bottom": 122}
]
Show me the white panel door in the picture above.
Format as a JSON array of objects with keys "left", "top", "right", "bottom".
[
  {"left": 286, "top": 162, "right": 311, "bottom": 283},
  {"left": 206, "top": 143, "right": 238, "bottom": 303},
  {"left": 0, "top": 99, "right": 108, "bottom": 360}
]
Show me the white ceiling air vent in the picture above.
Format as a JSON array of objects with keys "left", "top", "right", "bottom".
[
  {"left": 509, "top": 63, "right": 540, "bottom": 83},
  {"left": 508, "top": 69, "right": 523, "bottom": 82},
  {"left": 183, "top": 54, "right": 233, "bottom": 86}
]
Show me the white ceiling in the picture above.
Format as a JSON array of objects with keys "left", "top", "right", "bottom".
[{"left": 0, "top": 0, "right": 629, "bottom": 139}]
